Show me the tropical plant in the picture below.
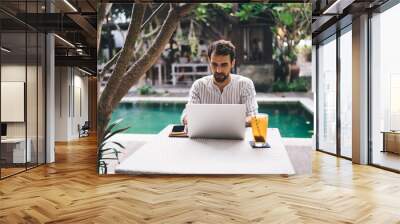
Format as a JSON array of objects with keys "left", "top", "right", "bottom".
[
  {"left": 98, "top": 118, "right": 130, "bottom": 174},
  {"left": 269, "top": 3, "right": 311, "bottom": 82},
  {"left": 271, "top": 80, "right": 290, "bottom": 92},
  {"left": 137, "top": 84, "right": 154, "bottom": 95},
  {"left": 272, "top": 77, "right": 311, "bottom": 92}
]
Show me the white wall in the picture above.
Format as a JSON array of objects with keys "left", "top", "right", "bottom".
[
  {"left": 55, "top": 66, "right": 69, "bottom": 141},
  {"left": 54, "top": 67, "right": 89, "bottom": 141}
]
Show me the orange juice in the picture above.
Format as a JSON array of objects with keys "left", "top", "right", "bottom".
[{"left": 251, "top": 114, "right": 268, "bottom": 144}]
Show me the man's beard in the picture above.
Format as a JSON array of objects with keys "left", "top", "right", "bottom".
[{"left": 213, "top": 72, "right": 228, "bottom": 83}]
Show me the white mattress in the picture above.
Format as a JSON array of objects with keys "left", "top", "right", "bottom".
[{"left": 115, "top": 126, "right": 295, "bottom": 175}]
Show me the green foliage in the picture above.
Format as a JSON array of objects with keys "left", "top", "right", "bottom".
[
  {"left": 215, "top": 3, "right": 233, "bottom": 13},
  {"left": 271, "top": 4, "right": 311, "bottom": 60},
  {"left": 288, "top": 77, "right": 310, "bottom": 92},
  {"left": 192, "top": 3, "right": 311, "bottom": 83},
  {"left": 98, "top": 118, "right": 130, "bottom": 174},
  {"left": 137, "top": 84, "right": 154, "bottom": 95},
  {"left": 194, "top": 4, "right": 228, "bottom": 23},
  {"left": 272, "top": 77, "right": 311, "bottom": 92},
  {"left": 194, "top": 4, "right": 208, "bottom": 23},
  {"left": 234, "top": 4, "right": 265, "bottom": 21},
  {"left": 268, "top": 4, "right": 311, "bottom": 83},
  {"left": 278, "top": 11, "right": 293, "bottom": 26},
  {"left": 272, "top": 81, "right": 290, "bottom": 92},
  {"left": 194, "top": 3, "right": 270, "bottom": 23}
]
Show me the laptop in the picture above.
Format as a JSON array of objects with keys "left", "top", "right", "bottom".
[{"left": 186, "top": 104, "right": 246, "bottom": 139}]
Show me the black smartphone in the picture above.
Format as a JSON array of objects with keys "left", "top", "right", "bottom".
[{"left": 172, "top": 125, "right": 185, "bottom": 133}]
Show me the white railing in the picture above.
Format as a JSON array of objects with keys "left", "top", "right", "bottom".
[{"left": 171, "top": 63, "right": 210, "bottom": 86}]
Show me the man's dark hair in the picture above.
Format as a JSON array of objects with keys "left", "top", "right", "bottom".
[{"left": 208, "top": 40, "right": 236, "bottom": 62}]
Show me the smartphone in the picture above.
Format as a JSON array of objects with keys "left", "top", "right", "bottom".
[{"left": 172, "top": 125, "right": 185, "bottom": 133}]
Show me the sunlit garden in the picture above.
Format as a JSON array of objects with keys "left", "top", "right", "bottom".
[{"left": 98, "top": 3, "right": 312, "bottom": 138}]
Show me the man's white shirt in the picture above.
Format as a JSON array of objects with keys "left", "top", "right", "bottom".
[{"left": 181, "top": 74, "right": 259, "bottom": 121}]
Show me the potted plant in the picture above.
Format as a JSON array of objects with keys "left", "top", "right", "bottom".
[{"left": 98, "top": 118, "right": 130, "bottom": 175}]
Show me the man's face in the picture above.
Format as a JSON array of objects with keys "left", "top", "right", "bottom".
[{"left": 209, "top": 53, "right": 235, "bottom": 83}]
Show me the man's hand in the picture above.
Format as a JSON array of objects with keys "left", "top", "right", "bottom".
[
  {"left": 182, "top": 115, "right": 188, "bottom": 125},
  {"left": 245, "top": 116, "right": 252, "bottom": 127}
]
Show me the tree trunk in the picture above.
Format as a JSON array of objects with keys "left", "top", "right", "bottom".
[
  {"left": 97, "top": 107, "right": 111, "bottom": 147},
  {"left": 286, "top": 61, "right": 291, "bottom": 83}
]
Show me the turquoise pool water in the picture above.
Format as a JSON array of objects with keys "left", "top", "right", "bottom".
[{"left": 111, "top": 102, "right": 314, "bottom": 138}]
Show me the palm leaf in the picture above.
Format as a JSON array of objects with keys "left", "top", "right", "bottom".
[
  {"left": 100, "top": 158, "right": 119, "bottom": 160},
  {"left": 103, "top": 126, "right": 130, "bottom": 142},
  {"left": 111, "top": 141, "right": 125, "bottom": 149},
  {"left": 100, "top": 147, "right": 116, "bottom": 153},
  {"left": 102, "top": 152, "right": 121, "bottom": 156},
  {"left": 113, "top": 148, "right": 121, "bottom": 161},
  {"left": 103, "top": 118, "right": 124, "bottom": 140},
  {"left": 98, "top": 117, "right": 131, "bottom": 174},
  {"left": 99, "top": 141, "right": 108, "bottom": 150}
]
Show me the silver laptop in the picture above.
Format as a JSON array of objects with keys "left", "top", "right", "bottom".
[{"left": 186, "top": 104, "right": 246, "bottom": 139}]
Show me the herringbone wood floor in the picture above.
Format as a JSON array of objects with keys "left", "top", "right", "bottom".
[{"left": 1, "top": 135, "right": 400, "bottom": 224}]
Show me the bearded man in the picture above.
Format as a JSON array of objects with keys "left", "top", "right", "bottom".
[{"left": 181, "top": 39, "right": 259, "bottom": 125}]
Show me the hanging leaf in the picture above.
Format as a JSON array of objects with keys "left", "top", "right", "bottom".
[
  {"left": 103, "top": 118, "right": 123, "bottom": 140},
  {"left": 111, "top": 141, "right": 126, "bottom": 149},
  {"left": 279, "top": 12, "right": 293, "bottom": 26}
]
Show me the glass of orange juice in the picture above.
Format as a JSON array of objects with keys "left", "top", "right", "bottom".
[{"left": 250, "top": 114, "right": 268, "bottom": 147}]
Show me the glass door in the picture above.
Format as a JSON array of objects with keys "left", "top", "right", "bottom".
[
  {"left": 339, "top": 26, "right": 352, "bottom": 158},
  {"left": 370, "top": 3, "right": 400, "bottom": 171},
  {"left": 1, "top": 31, "right": 28, "bottom": 178},
  {"left": 317, "top": 35, "right": 337, "bottom": 155},
  {"left": 0, "top": 0, "right": 46, "bottom": 179}
]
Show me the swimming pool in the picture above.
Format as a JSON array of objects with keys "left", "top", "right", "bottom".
[{"left": 111, "top": 102, "right": 314, "bottom": 138}]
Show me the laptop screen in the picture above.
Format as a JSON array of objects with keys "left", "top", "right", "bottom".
[{"left": 1, "top": 123, "right": 7, "bottom": 137}]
